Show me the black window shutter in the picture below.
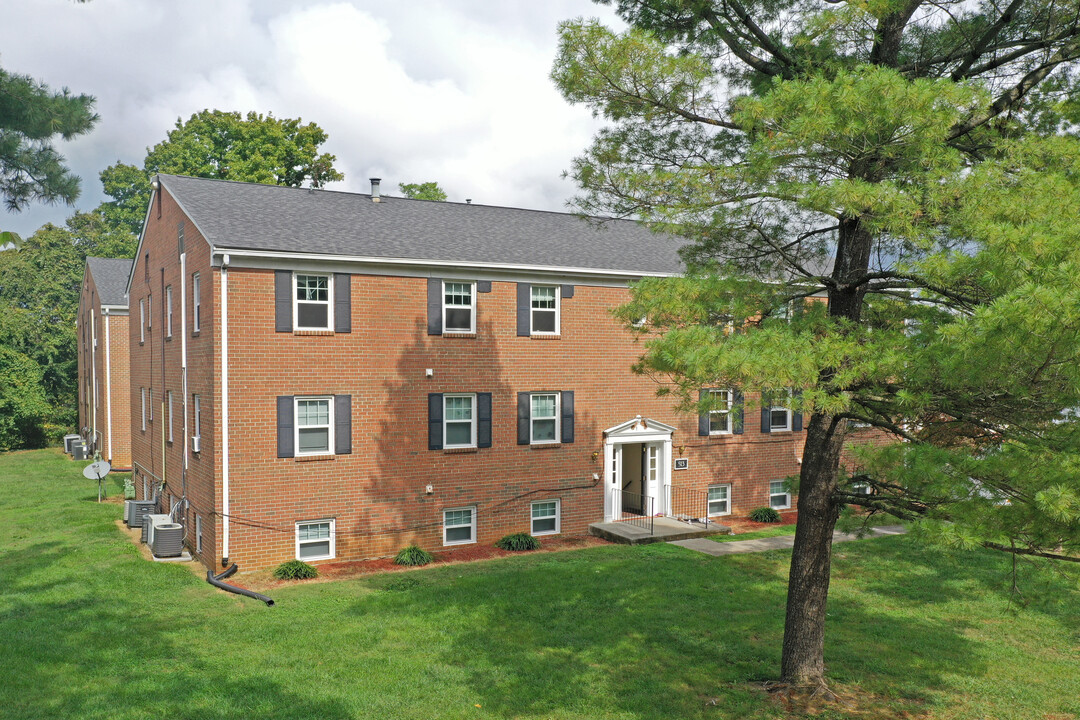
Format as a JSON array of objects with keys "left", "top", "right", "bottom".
[
  {"left": 477, "top": 393, "right": 492, "bottom": 448},
  {"left": 334, "top": 273, "right": 351, "bottom": 333},
  {"left": 760, "top": 393, "right": 772, "bottom": 434},
  {"left": 561, "top": 391, "right": 575, "bottom": 443},
  {"left": 477, "top": 280, "right": 492, "bottom": 293},
  {"left": 792, "top": 390, "right": 803, "bottom": 432},
  {"left": 277, "top": 396, "right": 294, "bottom": 458},
  {"left": 334, "top": 395, "right": 351, "bottom": 454},
  {"left": 516, "top": 282, "right": 531, "bottom": 336},
  {"left": 698, "top": 389, "right": 710, "bottom": 436},
  {"left": 560, "top": 284, "right": 575, "bottom": 299},
  {"left": 428, "top": 393, "right": 443, "bottom": 450},
  {"left": 517, "top": 392, "right": 530, "bottom": 445},
  {"left": 274, "top": 270, "right": 292, "bottom": 332},
  {"left": 732, "top": 390, "right": 744, "bottom": 434},
  {"left": 427, "top": 278, "right": 442, "bottom": 335}
]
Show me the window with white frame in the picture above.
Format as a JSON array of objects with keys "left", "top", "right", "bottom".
[
  {"left": 531, "top": 500, "right": 560, "bottom": 535},
  {"left": 296, "top": 519, "right": 335, "bottom": 560},
  {"left": 192, "top": 272, "right": 201, "bottom": 333},
  {"left": 166, "top": 285, "right": 173, "bottom": 337},
  {"left": 530, "top": 285, "right": 558, "bottom": 334},
  {"left": 708, "top": 485, "right": 731, "bottom": 516},
  {"left": 146, "top": 292, "right": 152, "bottom": 328},
  {"left": 443, "top": 394, "right": 476, "bottom": 448},
  {"left": 139, "top": 299, "right": 145, "bottom": 343},
  {"left": 141, "top": 387, "right": 146, "bottom": 431},
  {"left": 193, "top": 394, "right": 201, "bottom": 440},
  {"left": 443, "top": 281, "right": 475, "bottom": 332},
  {"left": 195, "top": 515, "right": 202, "bottom": 554},
  {"left": 295, "top": 397, "right": 333, "bottom": 455},
  {"left": 530, "top": 393, "right": 559, "bottom": 444},
  {"left": 167, "top": 390, "right": 174, "bottom": 443},
  {"left": 770, "top": 398, "right": 792, "bottom": 432},
  {"left": 770, "top": 480, "right": 791, "bottom": 509},
  {"left": 443, "top": 507, "right": 476, "bottom": 545},
  {"left": 149, "top": 388, "right": 154, "bottom": 421},
  {"left": 294, "top": 274, "right": 331, "bottom": 330},
  {"left": 709, "top": 389, "right": 733, "bottom": 434}
]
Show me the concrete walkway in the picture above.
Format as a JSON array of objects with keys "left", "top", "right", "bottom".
[{"left": 669, "top": 525, "right": 907, "bottom": 556}]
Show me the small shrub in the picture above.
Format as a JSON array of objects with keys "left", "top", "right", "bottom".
[
  {"left": 496, "top": 532, "right": 541, "bottom": 551},
  {"left": 394, "top": 544, "right": 434, "bottom": 566},
  {"left": 749, "top": 506, "right": 782, "bottom": 523},
  {"left": 273, "top": 560, "right": 318, "bottom": 580}
]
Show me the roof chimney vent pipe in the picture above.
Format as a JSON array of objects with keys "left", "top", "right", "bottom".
[
  {"left": 370, "top": 178, "right": 381, "bottom": 203},
  {"left": 465, "top": 198, "right": 472, "bottom": 205}
]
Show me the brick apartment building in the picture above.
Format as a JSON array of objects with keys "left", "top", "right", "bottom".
[
  {"left": 128, "top": 174, "right": 814, "bottom": 572},
  {"left": 77, "top": 257, "right": 133, "bottom": 470}
]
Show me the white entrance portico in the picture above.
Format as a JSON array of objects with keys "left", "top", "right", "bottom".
[{"left": 602, "top": 416, "right": 676, "bottom": 522}]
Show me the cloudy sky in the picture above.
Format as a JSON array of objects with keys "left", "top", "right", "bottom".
[{"left": 1, "top": 0, "right": 621, "bottom": 237}]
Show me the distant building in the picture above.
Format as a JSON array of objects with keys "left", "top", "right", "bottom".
[{"left": 77, "top": 257, "right": 133, "bottom": 470}]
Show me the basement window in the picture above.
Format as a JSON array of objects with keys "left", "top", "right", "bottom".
[
  {"left": 708, "top": 485, "right": 731, "bottom": 516},
  {"left": 770, "top": 480, "right": 791, "bottom": 510},
  {"left": 296, "top": 519, "right": 335, "bottom": 561},
  {"left": 531, "top": 500, "right": 560, "bottom": 536},
  {"left": 443, "top": 507, "right": 476, "bottom": 545}
]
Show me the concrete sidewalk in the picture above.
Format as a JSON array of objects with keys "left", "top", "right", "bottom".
[{"left": 669, "top": 525, "right": 907, "bottom": 556}]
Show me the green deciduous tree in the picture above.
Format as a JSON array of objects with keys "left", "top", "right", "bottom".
[
  {"left": 0, "top": 66, "right": 97, "bottom": 212},
  {"left": 98, "top": 110, "right": 344, "bottom": 235},
  {"left": 398, "top": 181, "right": 448, "bottom": 201},
  {"left": 0, "top": 214, "right": 129, "bottom": 445},
  {"left": 0, "top": 346, "right": 49, "bottom": 451},
  {"left": 554, "top": 0, "right": 1080, "bottom": 691}
]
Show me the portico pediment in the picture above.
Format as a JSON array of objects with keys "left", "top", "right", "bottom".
[{"left": 603, "top": 416, "right": 677, "bottom": 441}]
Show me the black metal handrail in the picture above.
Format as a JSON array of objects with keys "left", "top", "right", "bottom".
[
  {"left": 618, "top": 490, "right": 654, "bottom": 534},
  {"left": 669, "top": 485, "right": 711, "bottom": 527}
]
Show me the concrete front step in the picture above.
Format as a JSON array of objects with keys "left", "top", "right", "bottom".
[{"left": 589, "top": 516, "right": 729, "bottom": 545}]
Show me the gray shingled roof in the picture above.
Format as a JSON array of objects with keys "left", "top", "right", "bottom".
[
  {"left": 86, "top": 257, "right": 133, "bottom": 306},
  {"left": 160, "top": 174, "right": 687, "bottom": 275}
]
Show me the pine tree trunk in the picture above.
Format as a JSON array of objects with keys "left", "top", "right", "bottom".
[{"left": 779, "top": 413, "right": 846, "bottom": 686}]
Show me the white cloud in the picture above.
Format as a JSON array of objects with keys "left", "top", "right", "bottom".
[{"left": 0, "top": 0, "right": 618, "bottom": 236}]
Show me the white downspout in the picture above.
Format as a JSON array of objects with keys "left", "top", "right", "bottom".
[
  {"left": 220, "top": 256, "right": 230, "bottom": 561},
  {"left": 180, "top": 251, "right": 189, "bottom": 472},
  {"left": 90, "top": 308, "right": 97, "bottom": 444},
  {"left": 104, "top": 310, "right": 112, "bottom": 462}
]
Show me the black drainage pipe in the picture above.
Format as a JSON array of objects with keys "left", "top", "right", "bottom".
[{"left": 207, "top": 564, "right": 275, "bottom": 606}]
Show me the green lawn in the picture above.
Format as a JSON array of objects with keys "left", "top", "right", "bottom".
[
  {"left": 710, "top": 525, "right": 798, "bottom": 543},
  {"left": 2, "top": 449, "right": 1078, "bottom": 720}
]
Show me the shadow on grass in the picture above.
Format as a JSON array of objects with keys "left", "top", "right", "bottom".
[{"left": 340, "top": 539, "right": 999, "bottom": 719}]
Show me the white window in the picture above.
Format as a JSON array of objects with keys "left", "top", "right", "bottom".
[
  {"left": 192, "top": 272, "right": 201, "bottom": 333},
  {"left": 149, "top": 388, "right": 154, "bottom": 421},
  {"left": 139, "top": 299, "right": 145, "bottom": 343},
  {"left": 443, "top": 507, "right": 476, "bottom": 545},
  {"left": 709, "top": 389, "right": 733, "bottom": 434},
  {"left": 295, "top": 397, "right": 333, "bottom": 456},
  {"left": 166, "top": 285, "right": 173, "bottom": 337},
  {"left": 531, "top": 499, "right": 560, "bottom": 535},
  {"left": 708, "top": 484, "right": 731, "bottom": 516},
  {"left": 167, "top": 390, "right": 173, "bottom": 443},
  {"left": 530, "top": 285, "right": 558, "bottom": 334},
  {"left": 142, "top": 475, "right": 148, "bottom": 500},
  {"left": 193, "top": 394, "right": 201, "bottom": 439},
  {"left": 444, "top": 394, "right": 476, "bottom": 448},
  {"left": 770, "top": 400, "right": 792, "bottom": 432},
  {"left": 296, "top": 519, "right": 335, "bottom": 561},
  {"left": 770, "top": 480, "right": 791, "bottom": 510},
  {"left": 141, "top": 387, "right": 146, "bottom": 431},
  {"left": 443, "top": 281, "right": 475, "bottom": 333},
  {"left": 195, "top": 515, "right": 202, "bottom": 554},
  {"left": 530, "top": 393, "right": 559, "bottom": 444},
  {"left": 294, "top": 273, "right": 331, "bottom": 330},
  {"left": 146, "top": 293, "right": 152, "bottom": 328}
]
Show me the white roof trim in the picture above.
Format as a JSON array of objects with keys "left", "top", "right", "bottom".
[
  {"left": 604, "top": 416, "right": 678, "bottom": 438},
  {"left": 212, "top": 246, "right": 677, "bottom": 282}
]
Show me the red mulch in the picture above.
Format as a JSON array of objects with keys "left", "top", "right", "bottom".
[
  {"left": 722, "top": 510, "right": 798, "bottom": 535},
  {"left": 242, "top": 534, "right": 609, "bottom": 592}
]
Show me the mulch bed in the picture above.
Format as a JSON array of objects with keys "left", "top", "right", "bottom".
[
  {"left": 722, "top": 510, "right": 798, "bottom": 535},
  {"left": 241, "top": 534, "right": 610, "bottom": 592}
]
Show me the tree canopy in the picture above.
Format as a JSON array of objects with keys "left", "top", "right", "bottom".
[
  {"left": 398, "top": 181, "right": 448, "bottom": 201},
  {"left": 98, "top": 110, "right": 344, "bottom": 235},
  {"left": 554, "top": 0, "right": 1080, "bottom": 690}
]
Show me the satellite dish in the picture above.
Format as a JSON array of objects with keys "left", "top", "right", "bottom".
[{"left": 83, "top": 460, "right": 111, "bottom": 480}]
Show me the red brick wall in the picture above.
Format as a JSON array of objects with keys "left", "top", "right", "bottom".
[{"left": 128, "top": 185, "right": 891, "bottom": 573}]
